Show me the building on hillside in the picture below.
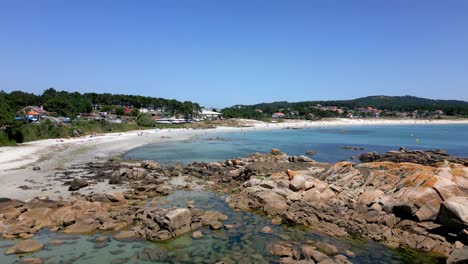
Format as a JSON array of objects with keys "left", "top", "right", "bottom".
[
  {"left": 18, "top": 106, "right": 49, "bottom": 122},
  {"left": 199, "top": 109, "right": 222, "bottom": 120},
  {"left": 272, "top": 112, "right": 285, "bottom": 118}
]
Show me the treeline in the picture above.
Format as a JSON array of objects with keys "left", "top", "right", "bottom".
[
  {"left": 221, "top": 106, "right": 337, "bottom": 120},
  {"left": 222, "top": 95, "right": 468, "bottom": 119},
  {"left": 0, "top": 88, "right": 202, "bottom": 119},
  {"left": 0, "top": 88, "right": 202, "bottom": 145}
]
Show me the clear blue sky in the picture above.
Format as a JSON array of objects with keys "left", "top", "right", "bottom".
[{"left": 1, "top": 0, "right": 467, "bottom": 107}]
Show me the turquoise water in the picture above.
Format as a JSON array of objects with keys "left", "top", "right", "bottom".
[
  {"left": 0, "top": 191, "right": 444, "bottom": 264},
  {"left": 124, "top": 124, "right": 468, "bottom": 164}
]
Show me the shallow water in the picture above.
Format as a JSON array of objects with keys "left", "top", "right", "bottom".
[
  {"left": 124, "top": 124, "right": 468, "bottom": 164},
  {"left": 0, "top": 191, "right": 444, "bottom": 264}
]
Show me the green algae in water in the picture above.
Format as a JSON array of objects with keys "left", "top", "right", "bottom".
[{"left": 0, "top": 191, "right": 445, "bottom": 264}]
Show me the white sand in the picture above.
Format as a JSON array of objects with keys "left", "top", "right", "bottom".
[{"left": 1, "top": 118, "right": 467, "bottom": 200}]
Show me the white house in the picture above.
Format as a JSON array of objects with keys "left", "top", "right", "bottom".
[{"left": 199, "top": 109, "right": 222, "bottom": 120}]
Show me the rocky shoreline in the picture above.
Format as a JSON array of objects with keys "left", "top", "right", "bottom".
[{"left": 0, "top": 149, "right": 467, "bottom": 263}]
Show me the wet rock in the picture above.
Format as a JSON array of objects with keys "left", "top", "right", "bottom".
[
  {"left": 261, "top": 226, "right": 272, "bottom": 234},
  {"left": 192, "top": 231, "right": 203, "bottom": 239},
  {"left": 270, "top": 243, "right": 299, "bottom": 258},
  {"left": 63, "top": 222, "right": 96, "bottom": 234},
  {"left": 359, "top": 149, "right": 468, "bottom": 166},
  {"left": 5, "top": 239, "right": 43, "bottom": 255},
  {"left": 114, "top": 231, "right": 139, "bottom": 241},
  {"left": 306, "top": 150, "right": 317, "bottom": 155},
  {"left": 341, "top": 146, "right": 364, "bottom": 151},
  {"left": 210, "top": 221, "right": 223, "bottom": 230},
  {"left": 154, "top": 230, "right": 171, "bottom": 241},
  {"left": 19, "top": 258, "right": 43, "bottom": 264},
  {"left": 304, "top": 247, "right": 328, "bottom": 262},
  {"left": 314, "top": 242, "right": 338, "bottom": 255},
  {"left": 68, "top": 178, "right": 89, "bottom": 191},
  {"left": 95, "top": 236, "right": 109, "bottom": 243},
  {"left": 335, "top": 254, "right": 352, "bottom": 263},
  {"left": 138, "top": 247, "right": 168, "bottom": 262}
]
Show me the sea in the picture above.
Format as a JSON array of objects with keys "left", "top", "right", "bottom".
[{"left": 124, "top": 124, "right": 468, "bottom": 164}]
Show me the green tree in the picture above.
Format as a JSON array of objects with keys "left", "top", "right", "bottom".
[
  {"left": 136, "top": 113, "right": 154, "bottom": 127},
  {"left": 0, "top": 95, "right": 15, "bottom": 126},
  {"left": 115, "top": 107, "right": 125, "bottom": 116},
  {"left": 131, "top": 108, "right": 140, "bottom": 117}
]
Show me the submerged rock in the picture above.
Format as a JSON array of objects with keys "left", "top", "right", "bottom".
[
  {"left": 5, "top": 240, "right": 43, "bottom": 255},
  {"left": 192, "top": 231, "right": 203, "bottom": 239}
]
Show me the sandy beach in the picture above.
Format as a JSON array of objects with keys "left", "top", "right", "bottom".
[{"left": 1, "top": 118, "right": 467, "bottom": 200}]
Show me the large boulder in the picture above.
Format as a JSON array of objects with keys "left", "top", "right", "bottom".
[
  {"left": 302, "top": 187, "right": 335, "bottom": 209},
  {"left": 387, "top": 187, "right": 442, "bottom": 220},
  {"left": 164, "top": 208, "right": 192, "bottom": 236},
  {"left": 141, "top": 160, "right": 159, "bottom": 170},
  {"left": 132, "top": 167, "right": 148, "bottom": 180},
  {"left": 289, "top": 175, "right": 306, "bottom": 191},
  {"left": 255, "top": 191, "right": 288, "bottom": 216},
  {"left": 438, "top": 196, "right": 468, "bottom": 232}
]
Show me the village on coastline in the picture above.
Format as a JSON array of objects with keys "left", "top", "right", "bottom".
[{"left": 10, "top": 101, "right": 453, "bottom": 128}]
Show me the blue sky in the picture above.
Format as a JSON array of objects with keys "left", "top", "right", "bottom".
[{"left": 1, "top": 0, "right": 467, "bottom": 107}]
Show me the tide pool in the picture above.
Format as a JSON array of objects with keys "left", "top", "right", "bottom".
[{"left": 0, "top": 191, "right": 445, "bottom": 264}]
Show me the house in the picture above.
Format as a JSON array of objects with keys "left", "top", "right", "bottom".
[
  {"left": 199, "top": 109, "right": 222, "bottom": 120},
  {"left": 124, "top": 107, "right": 133, "bottom": 114},
  {"left": 272, "top": 112, "right": 285, "bottom": 118},
  {"left": 19, "top": 106, "right": 49, "bottom": 122},
  {"left": 434, "top": 110, "right": 444, "bottom": 115}
]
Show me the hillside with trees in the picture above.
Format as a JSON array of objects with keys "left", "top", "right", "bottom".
[
  {"left": 1, "top": 88, "right": 201, "bottom": 119},
  {"left": 0, "top": 88, "right": 202, "bottom": 145},
  {"left": 222, "top": 95, "right": 468, "bottom": 119}
]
